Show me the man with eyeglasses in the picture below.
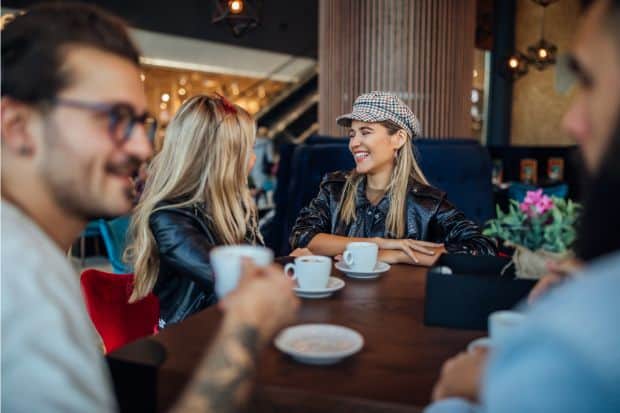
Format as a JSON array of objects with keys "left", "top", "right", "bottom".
[{"left": 1, "top": 3, "right": 298, "bottom": 412}]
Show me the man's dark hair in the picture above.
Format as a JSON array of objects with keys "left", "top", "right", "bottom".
[{"left": 1, "top": 2, "right": 140, "bottom": 104}]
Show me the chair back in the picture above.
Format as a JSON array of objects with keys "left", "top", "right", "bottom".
[
  {"left": 98, "top": 215, "right": 131, "bottom": 273},
  {"left": 80, "top": 269, "right": 159, "bottom": 353}
]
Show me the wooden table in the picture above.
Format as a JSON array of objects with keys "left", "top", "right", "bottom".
[{"left": 109, "top": 264, "right": 483, "bottom": 412}]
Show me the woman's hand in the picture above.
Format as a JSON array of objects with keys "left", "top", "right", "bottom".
[
  {"left": 527, "top": 258, "right": 583, "bottom": 304},
  {"left": 290, "top": 248, "right": 313, "bottom": 257},
  {"left": 374, "top": 237, "right": 445, "bottom": 264},
  {"left": 377, "top": 248, "right": 443, "bottom": 266}
]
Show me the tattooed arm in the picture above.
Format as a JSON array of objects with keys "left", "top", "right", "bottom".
[{"left": 171, "top": 262, "right": 299, "bottom": 413}]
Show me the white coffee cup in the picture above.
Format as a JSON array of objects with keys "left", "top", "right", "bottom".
[
  {"left": 284, "top": 255, "right": 332, "bottom": 290},
  {"left": 488, "top": 310, "right": 526, "bottom": 344},
  {"left": 343, "top": 242, "right": 378, "bottom": 272},
  {"left": 210, "top": 245, "right": 274, "bottom": 298}
]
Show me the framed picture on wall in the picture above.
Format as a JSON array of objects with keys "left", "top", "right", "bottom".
[
  {"left": 520, "top": 158, "right": 538, "bottom": 184},
  {"left": 547, "top": 158, "right": 565, "bottom": 181}
]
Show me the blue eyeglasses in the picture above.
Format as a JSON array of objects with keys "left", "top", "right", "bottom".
[{"left": 53, "top": 97, "right": 158, "bottom": 144}]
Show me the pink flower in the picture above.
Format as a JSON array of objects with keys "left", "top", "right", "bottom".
[
  {"left": 535, "top": 195, "right": 554, "bottom": 214},
  {"left": 519, "top": 202, "right": 533, "bottom": 216},
  {"left": 520, "top": 189, "right": 554, "bottom": 216},
  {"left": 523, "top": 189, "right": 544, "bottom": 205}
]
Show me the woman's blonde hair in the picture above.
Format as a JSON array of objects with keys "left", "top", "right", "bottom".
[
  {"left": 125, "top": 94, "right": 259, "bottom": 302},
  {"left": 339, "top": 120, "right": 428, "bottom": 238}
]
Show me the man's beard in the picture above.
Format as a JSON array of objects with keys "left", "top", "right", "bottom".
[
  {"left": 39, "top": 118, "right": 141, "bottom": 222},
  {"left": 574, "top": 125, "right": 620, "bottom": 262}
]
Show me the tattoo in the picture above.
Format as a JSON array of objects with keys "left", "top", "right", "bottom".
[{"left": 172, "top": 323, "right": 261, "bottom": 413}]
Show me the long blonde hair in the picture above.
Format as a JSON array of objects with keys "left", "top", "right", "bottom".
[
  {"left": 125, "top": 94, "right": 259, "bottom": 302},
  {"left": 339, "top": 120, "right": 428, "bottom": 238}
]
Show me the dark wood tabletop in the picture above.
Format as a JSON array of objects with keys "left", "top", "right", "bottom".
[{"left": 109, "top": 263, "right": 484, "bottom": 412}]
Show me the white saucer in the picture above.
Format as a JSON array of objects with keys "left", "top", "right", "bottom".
[
  {"left": 274, "top": 324, "right": 364, "bottom": 365},
  {"left": 467, "top": 337, "right": 492, "bottom": 353},
  {"left": 335, "top": 261, "right": 390, "bottom": 279},
  {"left": 294, "top": 277, "right": 345, "bottom": 299}
]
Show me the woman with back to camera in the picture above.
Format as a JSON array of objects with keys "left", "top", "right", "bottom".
[
  {"left": 290, "top": 91, "right": 496, "bottom": 266},
  {"left": 125, "top": 94, "right": 261, "bottom": 327}
]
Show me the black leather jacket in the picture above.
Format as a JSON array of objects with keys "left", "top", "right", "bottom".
[
  {"left": 149, "top": 201, "right": 259, "bottom": 327},
  {"left": 290, "top": 171, "right": 496, "bottom": 255}
]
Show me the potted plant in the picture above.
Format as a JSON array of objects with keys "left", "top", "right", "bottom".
[{"left": 483, "top": 189, "right": 581, "bottom": 279}]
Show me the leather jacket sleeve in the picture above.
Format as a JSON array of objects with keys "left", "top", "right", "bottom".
[
  {"left": 289, "top": 179, "right": 334, "bottom": 249},
  {"left": 432, "top": 198, "right": 497, "bottom": 255},
  {"left": 149, "top": 208, "right": 216, "bottom": 293}
]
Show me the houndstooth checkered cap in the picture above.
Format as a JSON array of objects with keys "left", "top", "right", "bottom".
[{"left": 336, "top": 91, "right": 421, "bottom": 138}]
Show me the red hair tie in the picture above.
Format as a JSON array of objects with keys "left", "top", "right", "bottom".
[{"left": 215, "top": 93, "right": 237, "bottom": 115}]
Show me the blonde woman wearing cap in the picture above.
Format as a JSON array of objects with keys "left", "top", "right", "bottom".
[
  {"left": 290, "top": 91, "right": 496, "bottom": 265},
  {"left": 125, "top": 94, "right": 263, "bottom": 326}
]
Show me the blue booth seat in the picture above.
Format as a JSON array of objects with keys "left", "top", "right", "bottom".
[
  {"left": 98, "top": 215, "right": 132, "bottom": 274},
  {"left": 264, "top": 136, "right": 494, "bottom": 256},
  {"left": 262, "top": 136, "right": 347, "bottom": 254},
  {"left": 415, "top": 139, "right": 494, "bottom": 226},
  {"left": 285, "top": 143, "right": 355, "bottom": 245}
]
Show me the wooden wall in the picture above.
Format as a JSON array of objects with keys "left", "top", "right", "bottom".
[{"left": 318, "top": 0, "right": 477, "bottom": 138}]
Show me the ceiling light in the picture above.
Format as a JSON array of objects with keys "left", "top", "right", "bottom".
[{"left": 228, "top": 0, "right": 244, "bottom": 14}]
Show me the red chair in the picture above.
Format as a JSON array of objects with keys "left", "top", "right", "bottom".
[{"left": 80, "top": 269, "right": 159, "bottom": 354}]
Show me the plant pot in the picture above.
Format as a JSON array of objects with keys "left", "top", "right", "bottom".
[{"left": 512, "top": 245, "right": 571, "bottom": 280}]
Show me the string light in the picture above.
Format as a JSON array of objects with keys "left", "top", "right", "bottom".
[
  {"left": 231, "top": 83, "right": 240, "bottom": 96},
  {"left": 161, "top": 93, "right": 170, "bottom": 103},
  {"left": 508, "top": 58, "right": 519, "bottom": 69},
  {"left": 538, "top": 48, "right": 548, "bottom": 59}
]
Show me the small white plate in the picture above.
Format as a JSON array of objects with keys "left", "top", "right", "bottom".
[
  {"left": 275, "top": 324, "right": 364, "bottom": 365},
  {"left": 294, "top": 277, "right": 345, "bottom": 299},
  {"left": 467, "top": 337, "right": 492, "bottom": 353},
  {"left": 335, "top": 261, "right": 390, "bottom": 279}
]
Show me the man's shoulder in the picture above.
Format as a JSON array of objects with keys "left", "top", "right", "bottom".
[
  {"left": 2, "top": 201, "right": 82, "bottom": 316},
  {"left": 1, "top": 205, "right": 117, "bottom": 411},
  {"left": 3, "top": 203, "right": 73, "bottom": 274},
  {"left": 545, "top": 252, "right": 620, "bottom": 310},
  {"left": 522, "top": 252, "right": 620, "bottom": 366}
]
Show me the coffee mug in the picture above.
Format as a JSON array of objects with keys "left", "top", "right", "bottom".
[
  {"left": 488, "top": 310, "right": 526, "bottom": 344},
  {"left": 284, "top": 255, "right": 332, "bottom": 290},
  {"left": 210, "top": 245, "right": 274, "bottom": 297},
  {"left": 343, "top": 242, "right": 378, "bottom": 272}
]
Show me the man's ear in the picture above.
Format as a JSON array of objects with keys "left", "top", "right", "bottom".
[{"left": 1, "top": 97, "right": 37, "bottom": 157}]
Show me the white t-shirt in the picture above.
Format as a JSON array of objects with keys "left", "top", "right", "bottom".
[{"left": 1, "top": 201, "right": 117, "bottom": 412}]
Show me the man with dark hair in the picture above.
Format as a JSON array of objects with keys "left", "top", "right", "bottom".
[
  {"left": 424, "top": 1, "right": 620, "bottom": 412},
  {"left": 1, "top": 3, "right": 298, "bottom": 412}
]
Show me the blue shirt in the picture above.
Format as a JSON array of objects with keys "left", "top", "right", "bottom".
[{"left": 425, "top": 252, "right": 620, "bottom": 413}]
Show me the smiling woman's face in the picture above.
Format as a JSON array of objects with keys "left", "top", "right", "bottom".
[{"left": 348, "top": 120, "right": 405, "bottom": 175}]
